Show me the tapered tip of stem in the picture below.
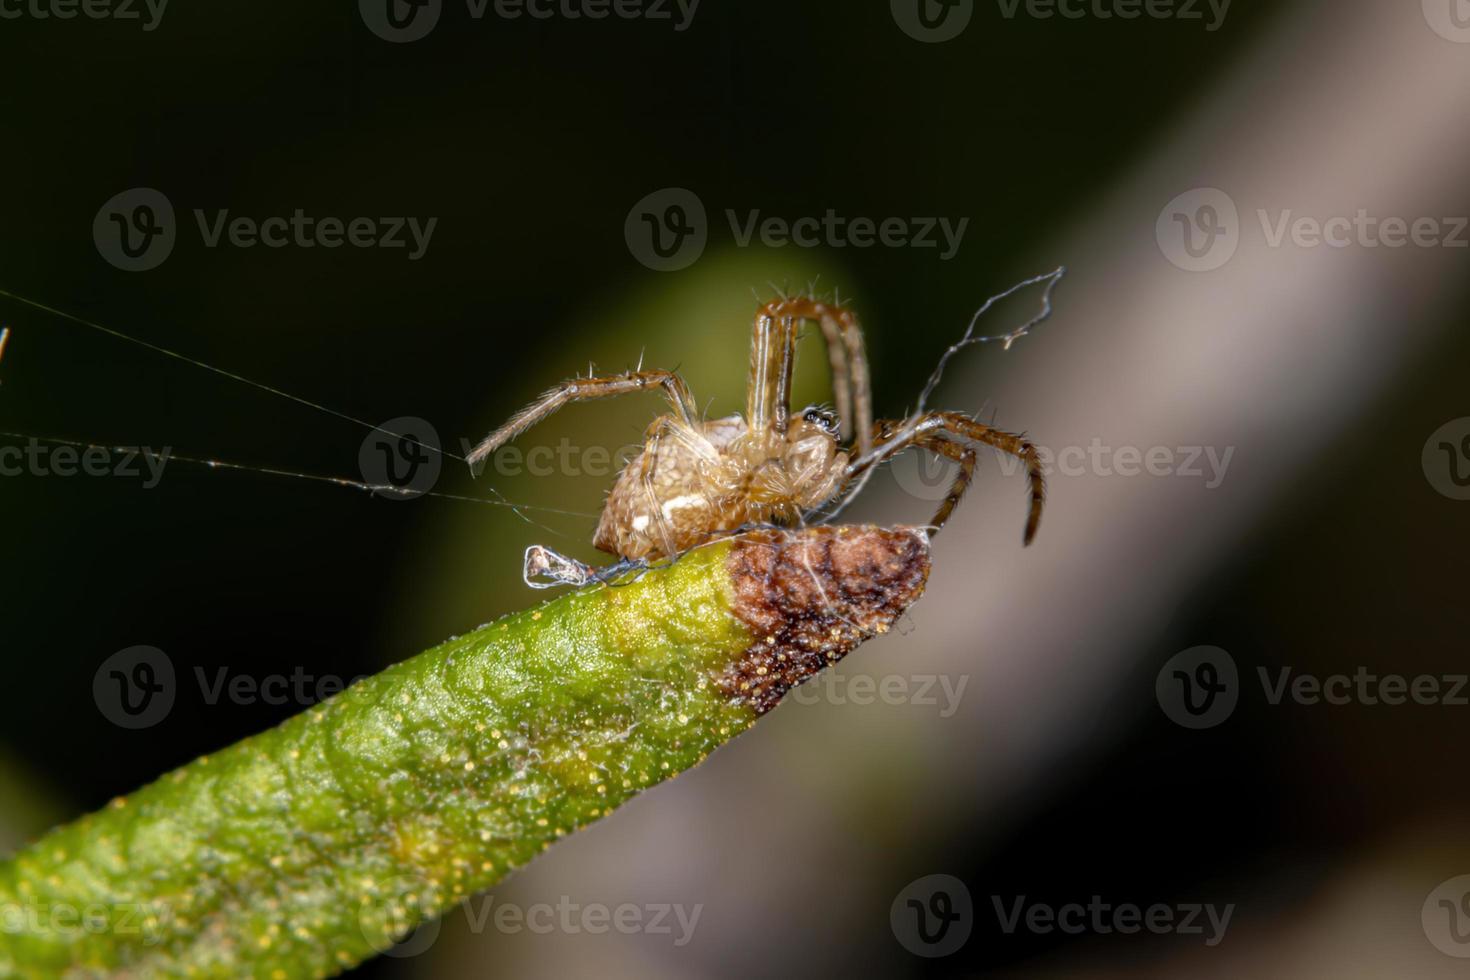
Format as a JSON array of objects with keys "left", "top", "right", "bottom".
[{"left": 718, "top": 525, "right": 932, "bottom": 713}]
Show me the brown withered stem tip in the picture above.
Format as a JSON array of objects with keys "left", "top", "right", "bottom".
[{"left": 719, "top": 525, "right": 932, "bottom": 714}]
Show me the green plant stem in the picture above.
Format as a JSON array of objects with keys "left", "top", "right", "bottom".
[{"left": 0, "top": 525, "right": 930, "bottom": 978}]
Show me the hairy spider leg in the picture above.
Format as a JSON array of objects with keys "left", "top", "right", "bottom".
[
  {"left": 468, "top": 369, "right": 698, "bottom": 466},
  {"left": 637, "top": 419, "right": 680, "bottom": 560},
  {"left": 746, "top": 308, "right": 799, "bottom": 438},
  {"left": 894, "top": 430, "right": 977, "bottom": 533},
  {"left": 753, "top": 298, "right": 873, "bottom": 457},
  {"left": 849, "top": 412, "right": 1045, "bottom": 544}
]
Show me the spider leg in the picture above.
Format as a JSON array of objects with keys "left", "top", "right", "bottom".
[
  {"left": 752, "top": 298, "right": 873, "bottom": 456},
  {"left": 905, "top": 432, "right": 978, "bottom": 534},
  {"left": 819, "top": 321, "right": 852, "bottom": 430},
  {"left": 595, "top": 557, "right": 652, "bottom": 586},
  {"left": 746, "top": 307, "right": 799, "bottom": 438},
  {"left": 468, "top": 369, "right": 697, "bottom": 466},
  {"left": 849, "top": 413, "right": 1045, "bottom": 545},
  {"left": 636, "top": 419, "right": 681, "bottom": 560}
]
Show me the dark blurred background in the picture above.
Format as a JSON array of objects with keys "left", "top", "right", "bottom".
[{"left": 4, "top": 0, "right": 1470, "bottom": 976}]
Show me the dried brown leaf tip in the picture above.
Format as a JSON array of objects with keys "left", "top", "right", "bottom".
[{"left": 720, "top": 525, "right": 932, "bottom": 713}]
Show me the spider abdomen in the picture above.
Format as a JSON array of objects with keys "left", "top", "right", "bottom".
[{"left": 592, "top": 413, "right": 847, "bottom": 562}]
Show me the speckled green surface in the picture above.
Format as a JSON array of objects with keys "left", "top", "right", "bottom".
[{"left": 0, "top": 540, "right": 759, "bottom": 978}]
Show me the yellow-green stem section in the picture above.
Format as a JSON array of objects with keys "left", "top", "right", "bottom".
[{"left": 0, "top": 540, "right": 757, "bottom": 978}]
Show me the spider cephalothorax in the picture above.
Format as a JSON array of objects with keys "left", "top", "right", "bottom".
[{"left": 468, "top": 295, "right": 1045, "bottom": 569}]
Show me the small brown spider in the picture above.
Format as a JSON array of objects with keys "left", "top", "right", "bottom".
[{"left": 467, "top": 295, "right": 1045, "bottom": 582}]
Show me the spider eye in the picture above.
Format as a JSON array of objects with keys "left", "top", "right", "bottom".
[{"left": 802, "top": 408, "right": 840, "bottom": 435}]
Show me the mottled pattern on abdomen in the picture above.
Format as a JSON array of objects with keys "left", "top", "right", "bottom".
[{"left": 594, "top": 415, "right": 747, "bottom": 560}]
